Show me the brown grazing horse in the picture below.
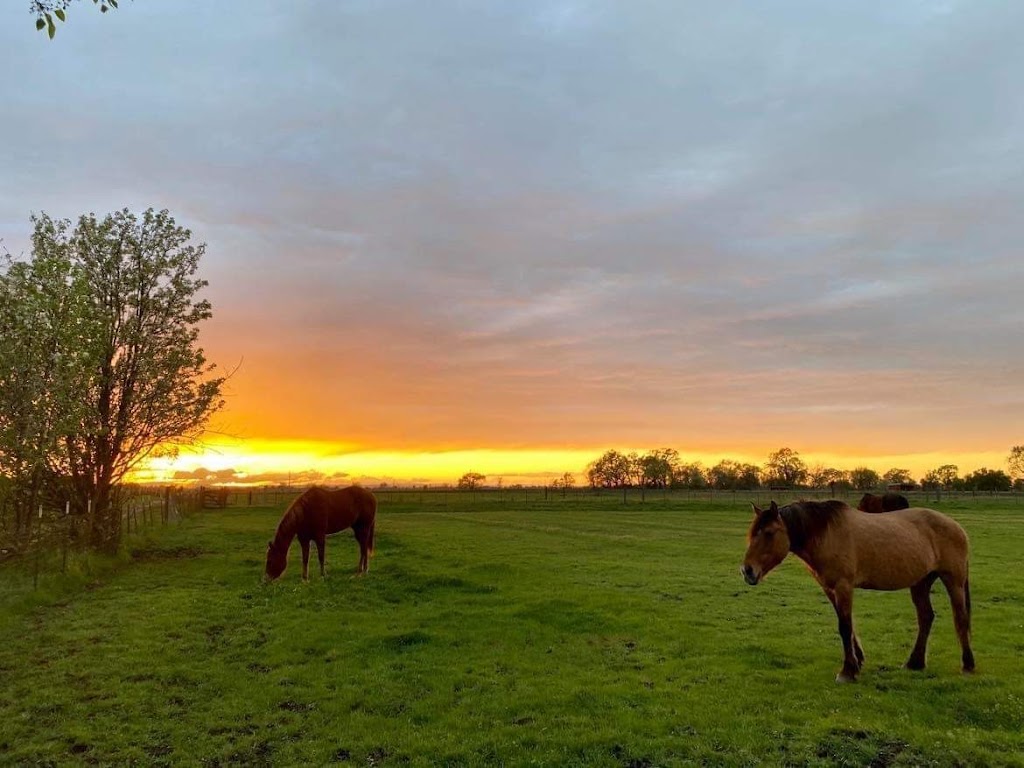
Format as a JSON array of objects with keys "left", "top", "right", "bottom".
[
  {"left": 265, "top": 486, "right": 377, "bottom": 581},
  {"left": 741, "top": 500, "right": 974, "bottom": 682},
  {"left": 858, "top": 492, "right": 910, "bottom": 513}
]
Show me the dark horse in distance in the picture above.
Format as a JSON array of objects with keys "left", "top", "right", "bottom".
[
  {"left": 858, "top": 492, "right": 910, "bottom": 514},
  {"left": 741, "top": 499, "right": 974, "bottom": 682},
  {"left": 265, "top": 486, "right": 377, "bottom": 581}
]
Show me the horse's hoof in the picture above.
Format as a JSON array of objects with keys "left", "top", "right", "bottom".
[
  {"left": 905, "top": 659, "right": 925, "bottom": 671},
  {"left": 835, "top": 671, "right": 857, "bottom": 684}
]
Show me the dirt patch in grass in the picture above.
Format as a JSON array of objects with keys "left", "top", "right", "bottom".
[
  {"left": 366, "top": 746, "right": 409, "bottom": 766},
  {"left": 144, "top": 743, "right": 173, "bottom": 758},
  {"left": 278, "top": 699, "right": 316, "bottom": 713},
  {"left": 381, "top": 630, "right": 432, "bottom": 652}
]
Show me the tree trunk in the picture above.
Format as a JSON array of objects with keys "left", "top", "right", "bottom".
[{"left": 89, "top": 481, "right": 121, "bottom": 554}]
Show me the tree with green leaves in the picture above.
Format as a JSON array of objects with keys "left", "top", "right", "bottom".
[
  {"left": 0, "top": 231, "right": 95, "bottom": 541},
  {"left": 3, "top": 209, "right": 224, "bottom": 551},
  {"left": 848, "top": 467, "right": 881, "bottom": 491},
  {"left": 763, "top": 447, "right": 808, "bottom": 488},
  {"left": 31, "top": 0, "right": 122, "bottom": 39}
]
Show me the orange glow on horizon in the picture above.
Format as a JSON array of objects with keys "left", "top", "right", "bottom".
[{"left": 130, "top": 437, "right": 1013, "bottom": 487}]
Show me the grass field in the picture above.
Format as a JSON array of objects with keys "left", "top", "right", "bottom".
[{"left": 1, "top": 492, "right": 1023, "bottom": 766}]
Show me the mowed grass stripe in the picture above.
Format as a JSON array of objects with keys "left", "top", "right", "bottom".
[{"left": 0, "top": 501, "right": 1022, "bottom": 765}]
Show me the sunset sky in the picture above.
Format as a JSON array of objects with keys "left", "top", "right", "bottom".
[{"left": 2, "top": 2, "right": 1023, "bottom": 485}]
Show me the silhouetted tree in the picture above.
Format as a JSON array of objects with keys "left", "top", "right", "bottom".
[
  {"left": 552, "top": 472, "right": 575, "bottom": 489},
  {"left": 849, "top": 467, "right": 881, "bottom": 491},
  {"left": 1007, "top": 446, "right": 1024, "bottom": 481},
  {"left": 963, "top": 468, "right": 1012, "bottom": 492},
  {"left": 808, "top": 465, "right": 847, "bottom": 489},
  {"left": 457, "top": 472, "right": 486, "bottom": 490},
  {"left": 639, "top": 448, "right": 678, "bottom": 488},
  {"left": 921, "top": 464, "right": 959, "bottom": 490},
  {"left": 882, "top": 468, "right": 914, "bottom": 486},
  {"left": 708, "top": 460, "right": 760, "bottom": 490},
  {"left": 586, "top": 450, "right": 631, "bottom": 488},
  {"left": 672, "top": 462, "right": 707, "bottom": 490}
]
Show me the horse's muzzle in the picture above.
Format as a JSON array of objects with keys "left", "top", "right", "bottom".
[{"left": 741, "top": 564, "right": 759, "bottom": 586}]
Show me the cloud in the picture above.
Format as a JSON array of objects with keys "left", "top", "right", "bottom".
[{"left": 3, "top": 2, "right": 1024, "bottom": 462}]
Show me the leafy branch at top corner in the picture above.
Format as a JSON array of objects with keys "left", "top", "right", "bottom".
[{"left": 32, "top": 0, "right": 122, "bottom": 40}]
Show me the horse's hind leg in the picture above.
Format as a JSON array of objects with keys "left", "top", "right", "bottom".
[
  {"left": 353, "top": 522, "right": 369, "bottom": 575},
  {"left": 299, "top": 537, "right": 311, "bottom": 582},
  {"left": 906, "top": 574, "right": 938, "bottom": 670},
  {"left": 315, "top": 534, "right": 327, "bottom": 579},
  {"left": 939, "top": 571, "right": 975, "bottom": 673}
]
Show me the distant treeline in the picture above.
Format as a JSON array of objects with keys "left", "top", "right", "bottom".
[{"left": 576, "top": 447, "right": 1022, "bottom": 493}]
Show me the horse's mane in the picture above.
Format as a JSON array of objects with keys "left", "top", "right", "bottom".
[
  {"left": 272, "top": 487, "right": 319, "bottom": 546},
  {"left": 778, "top": 499, "right": 848, "bottom": 552}
]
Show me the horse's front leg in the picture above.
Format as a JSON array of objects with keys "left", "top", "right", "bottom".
[
  {"left": 299, "top": 537, "right": 311, "bottom": 582},
  {"left": 828, "top": 582, "right": 860, "bottom": 683},
  {"left": 824, "top": 587, "right": 864, "bottom": 669}
]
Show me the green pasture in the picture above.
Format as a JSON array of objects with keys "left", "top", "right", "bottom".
[{"left": 1, "top": 492, "right": 1022, "bottom": 766}]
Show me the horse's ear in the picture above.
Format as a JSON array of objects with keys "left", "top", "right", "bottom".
[
  {"left": 751, "top": 502, "right": 762, "bottom": 517},
  {"left": 763, "top": 501, "right": 780, "bottom": 521},
  {"left": 267, "top": 540, "right": 273, "bottom": 550}
]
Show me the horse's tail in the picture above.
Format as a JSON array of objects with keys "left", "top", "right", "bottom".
[
  {"left": 965, "top": 563, "right": 971, "bottom": 627},
  {"left": 366, "top": 495, "right": 377, "bottom": 557}
]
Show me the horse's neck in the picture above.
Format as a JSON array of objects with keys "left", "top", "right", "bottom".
[
  {"left": 781, "top": 506, "right": 830, "bottom": 574},
  {"left": 786, "top": 513, "right": 848, "bottom": 586},
  {"left": 273, "top": 508, "right": 300, "bottom": 548},
  {"left": 791, "top": 544, "right": 823, "bottom": 576}
]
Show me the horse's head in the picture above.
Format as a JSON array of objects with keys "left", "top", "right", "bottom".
[
  {"left": 742, "top": 501, "right": 790, "bottom": 585},
  {"left": 264, "top": 540, "right": 287, "bottom": 581}
]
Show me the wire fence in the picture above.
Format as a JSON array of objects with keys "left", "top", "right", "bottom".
[
  {"left": 2, "top": 481, "right": 1019, "bottom": 590},
  {"left": 171, "top": 484, "right": 1024, "bottom": 511}
]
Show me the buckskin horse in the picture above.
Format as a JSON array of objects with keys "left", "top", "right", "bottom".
[
  {"left": 741, "top": 499, "right": 974, "bottom": 682},
  {"left": 265, "top": 486, "right": 377, "bottom": 581},
  {"left": 857, "top": 492, "right": 910, "bottom": 513}
]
